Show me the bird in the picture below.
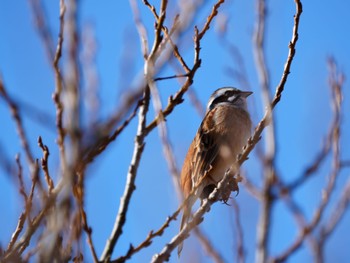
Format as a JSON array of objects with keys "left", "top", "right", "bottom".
[{"left": 178, "top": 87, "right": 253, "bottom": 256}]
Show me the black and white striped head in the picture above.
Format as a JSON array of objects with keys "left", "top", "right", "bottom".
[{"left": 206, "top": 87, "right": 253, "bottom": 112}]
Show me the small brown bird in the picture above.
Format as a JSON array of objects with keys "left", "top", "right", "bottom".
[{"left": 178, "top": 87, "right": 253, "bottom": 256}]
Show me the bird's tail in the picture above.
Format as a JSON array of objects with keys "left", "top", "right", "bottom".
[{"left": 178, "top": 203, "right": 191, "bottom": 257}]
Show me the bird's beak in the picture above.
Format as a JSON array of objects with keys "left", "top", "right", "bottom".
[{"left": 240, "top": 91, "right": 253, "bottom": 98}]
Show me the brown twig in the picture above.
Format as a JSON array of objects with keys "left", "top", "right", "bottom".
[
  {"left": 197, "top": 0, "right": 225, "bottom": 40},
  {"left": 3, "top": 181, "right": 63, "bottom": 261},
  {"left": 15, "top": 154, "right": 28, "bottom": 203},
  {"left": 111, "top": 209, "right": 182, "bottom": 263},
  {"left": 52, "top": 0, "right": 66, "bottom": 169},
  {"left": 38, "top": 136, "right": 54, "bottom": 192},
  {"left": 80, "top": 101, "right": 141, "bottom": 171},
  {"left": 6, "top": 213, "right": 26, "bottom": 254},
  {"left": 81, "top": 208, "right": 99, "bottom": 263}
]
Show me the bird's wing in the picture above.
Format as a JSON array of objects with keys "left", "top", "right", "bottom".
[{"left": 191, "top": 107, "right": 220, "bottom": 188}]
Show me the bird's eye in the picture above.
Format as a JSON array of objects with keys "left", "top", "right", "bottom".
[{"left": 224, "top": 91, "right": 231, "bottom": 96}]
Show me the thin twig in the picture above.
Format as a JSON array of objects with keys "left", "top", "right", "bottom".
[
  {"left": 81, "top": 208, "right": 99, "bottom": 262},
  {"left": 38, "top": 136, "right": 54, "bottom": 192},
  {"left": 52, "top": 0, "right": 66, "bottom": 170},
  {"left": 111, "top": 209, "right": 182, "bottom": 263},
  {"left": 15, "top": 154, "right": 28, "bottom": 203},
  {"left": 0, "top": 78, "right": 37, "bottom": 172},
  {"left": 197, "top": 0, "right": 225, "bottom": 40},
  {"left": 6, "top": 213, "right": 26, "bottom": 253},
  {"left": 3, "top": 182, "right": 63, "bottom": 261}
]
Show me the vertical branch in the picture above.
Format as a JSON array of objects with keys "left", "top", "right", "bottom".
[
  {"left": 65, "top": 0, "right": 81, "bottom": 176},
  {"left": 100, "top": 88, "right": 151, "bottom": 262},
  {"left": 141, "top": 0, "right": 181, "bottom": 194},
  {"left": 253, "top": 0, "right": 277, "bottom": 262},
  {"left": 231, "top": 200, "right": 246, "bottom": 263},
  {"left": 52, "top": 0, "right": 66, "bottom": 168}
]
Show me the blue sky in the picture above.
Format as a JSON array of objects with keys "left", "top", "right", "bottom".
[{"left": 1, "top": 0, "right": 349, "bottom": 262}]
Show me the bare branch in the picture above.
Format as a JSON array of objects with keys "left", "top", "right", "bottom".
[
  {"left": 6, "top": 213, "right": 26, "bottom": 254},
  {"left": 100, "top": 88, "right": 151, "bottom": 262},
  {"left": 38, "top": 136, "right": 54, "bottom": 192},
  {"left": 253, "top": 0, "right": 277, "bottom": 261},
  {"left": 197, "top": 0, "right": 225, "bottom": 40},
  {"left": 112, "top": 209, "right": 182, "bottom": 263},
  {"left": 52, "top": 0, "right": 67, "bottom": 170}
]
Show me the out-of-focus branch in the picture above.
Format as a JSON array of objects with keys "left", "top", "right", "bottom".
[
  {"left": 29, "top": 0, "right": 55, "bottom": 62},
  {"left": 271, "top": 57, "right": 343, "bottom": 263},
  {"left": 194, "top": 227, "right": 225, "bottom": 263},
  {"left": 315, "top": 180, "right": 350, "bottom": 262},
  {"left": 15, "top": 154, "right": 27, "bottom": 203},
  {"left": 252, "top": 0, "right": 277, "bottom": 261},
  {"left": 3, "top": 182, "right": 63, "bottom": 261},
  {"left": 287, "top": 135, "right": 332, "bottom": 191},
  {"left": 0, "top": 78, "right": 38, "bottom": 176},
  {"left": 230, "top": 200, "right": 246, "bottom": 263},
  {"left": 187, "top": 88, "right": 206, "bottom": 117},
  {"left": 237, "top": 0, "right": 302, "bottom": 167},
  {"left": 82, "top": 24, "right": 100, "bottom": 126},
  {"left": 80, "top": 102, "right": 141, "bottom": 170},
  {"left": 6, "top": 213, "right": 26, "bottom": 254},
  {"left": 81, "top": 207, "right": 99, "bottom": 263}
]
